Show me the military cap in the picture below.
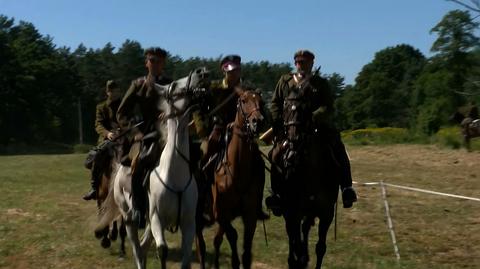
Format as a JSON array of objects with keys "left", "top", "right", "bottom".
[
  {"left": 220, "top": 54, "right": 241, "bottom": 71},
  {"left": 144, "top": 47, "right": 167, "bottom": 58},
  {"left": 106, "top": 80, "right": 118, "bottom": 90},
  {"left": 294, "top": 50, "right": 315, "bottom": 61}
]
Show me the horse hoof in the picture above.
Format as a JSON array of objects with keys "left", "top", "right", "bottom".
[
  {"left": 109, "top": 232, "right": 118, "bottom": 241},
  {"left": 101, "top": 238, "right": 111, "bottom": 248},
  {"left": 94, "top": 230, "right": 104, "bottom": 239}
]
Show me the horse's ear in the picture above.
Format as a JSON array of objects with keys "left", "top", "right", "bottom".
[{"left": 234, "top": 86, "right": 244, "bottom": 96}]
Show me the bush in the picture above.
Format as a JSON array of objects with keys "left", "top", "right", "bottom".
[
  {"left": 433, "top": 127, "right": 480, "bottom": 151},
  {"left": 341, "top": 127, "right": 411, "bottom": 145},
  {"left": 433, "top": 127, "right": 462, "bottom": 149},
  {"left": 73, "top": 144, "right": 94, "bottom": 154}
]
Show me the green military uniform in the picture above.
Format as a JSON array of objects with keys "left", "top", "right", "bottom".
[
  {"left": 117, "top": 76, "right": 172, "bottom": 138},
  {"left": 271, "top": 73, "right": 334, "bottom": 136},
  {"left": 116, "top": 75, "right": 172, "bottom": 228},
  {"left": 83, "top": 80, "right": 122, "bottom": 201},
  {"left": 95, "top": 99, "right": 121, "bottom": 144},
  {"left": 117, "top": 76, "right": 172, "bottom": 158},
  {"left": 193, "top": 78, "right": 239, "bottom": 139}
]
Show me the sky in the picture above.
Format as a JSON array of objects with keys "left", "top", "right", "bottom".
[{"left": 0, "top": 0, "right": 475, "bottom": 84}]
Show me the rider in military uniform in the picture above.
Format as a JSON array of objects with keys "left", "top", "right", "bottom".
[
  {"left": 193, "top": 55, "right": 269, "bottom": 222},
  {"left": 266, "top": 50, "right": 357, "bottom": 213},
  {"left": 116, "top": 47, "right": 172, "bottom": 227},
  {"left": 83, "top": 80, "right": 122, "bottom": 200}
]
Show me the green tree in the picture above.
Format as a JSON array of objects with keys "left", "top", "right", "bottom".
[
  {"left": 446, "top": 0, "right": 480, "bottom": 13},
  {"left": 411, "top": 9, "right": 480, "bottom": 134},
  {"left": 430, "top": 9, "right": 479, "bottom": 70},
  {"left": 338, "top": 44, "right": 426, "bottom": 129}
]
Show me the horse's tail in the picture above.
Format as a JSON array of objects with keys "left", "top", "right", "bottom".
[{"left": 95, "top": 162, "right": 122, "bottom": 233}]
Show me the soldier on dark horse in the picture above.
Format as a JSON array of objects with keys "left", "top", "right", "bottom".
[
  {"left": 82, "top": 80, "right": 126, "bottom": 254},
  {"left": 451, "top": 101, "right": 480, "bottom": 151},
  {"left": 266, "top": 50, "right": 357, "bottom": 268},
  {"left": 83, "top": 80, "right": 122, "bottom": 201}
]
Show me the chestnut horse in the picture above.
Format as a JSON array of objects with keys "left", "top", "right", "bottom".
[{"left": 195, "top": 86, "right": 266, "bottom": 269}]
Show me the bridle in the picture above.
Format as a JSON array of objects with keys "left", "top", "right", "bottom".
[{"left": 234, "top": 91, "right": 262, "bottom": 139}]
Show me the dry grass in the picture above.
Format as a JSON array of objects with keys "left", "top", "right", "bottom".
[{"left": 0, "top": 144, "right": 479, "bottom": 268}]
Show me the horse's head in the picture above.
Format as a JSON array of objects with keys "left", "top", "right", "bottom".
[
  {"left": 282, "top": 90, "right": 312, "bottom": 142},
  {"left": 156, "top": 67, "right": 210, "bottom": 120},
  {"left": 235, "top": 86, "right": 265, "bottom": 135},
  {"left": 450, "top": 111, "right": 465, "bottom": 124}
]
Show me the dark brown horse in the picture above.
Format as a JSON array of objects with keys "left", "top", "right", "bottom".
[
  {"left": 271, "top": 93, "right": 340, "bottom": 268},
  {"left": 92, "top": 144, "right": 127, "bottom": 257},
  {"left": 451, "top": 111, "right": 480, "bottom": 151},
  {"left": 195, "top": 87, "right": 266, "bottom": 269}
]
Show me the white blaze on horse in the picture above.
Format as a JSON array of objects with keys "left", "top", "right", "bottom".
[{"left": 96, "top": 68, "right": 209, "bottom": 269}]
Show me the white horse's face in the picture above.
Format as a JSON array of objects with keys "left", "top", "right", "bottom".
[{"left": 155, "top": 67, "right": 209, "bottom": 118}]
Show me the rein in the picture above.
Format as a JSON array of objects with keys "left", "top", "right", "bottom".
[{"left": 236, "top": 93, "right": 261, "bottom": 140}]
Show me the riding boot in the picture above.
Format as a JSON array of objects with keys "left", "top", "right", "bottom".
[
  {"left": 255, "top": 151, "right": 270, "bottom": 220},
  {"left": 83, "top": 162, "right": 101, "bottom": 200},
  {"left": 332, "top": 138, "right": 357, "bottom": 208},
  {"left": 82, "top": 178, "right": 97, "bottom": 200},
  {"left": 203, "top": 185, "right": 215, "bottom": 226},
  {"left": 265, "top": 145, "right": 283, "bottom": 216},
  {"left": 195, "top": 164, "right": 215, "bottom": 226},
  {"left": 131, "top": 163, "right": 147, "bottom": 228}
]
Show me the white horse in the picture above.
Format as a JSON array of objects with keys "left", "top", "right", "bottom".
[
  {"left": 146, "top": 68, "right": 208, "bottom": 269},
  {"left": 96, "top": 68, "right": 209, "bottom": 269}
]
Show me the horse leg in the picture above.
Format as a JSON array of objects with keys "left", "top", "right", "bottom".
[
  {"left": 100, "top": 226, "right": 111, "bottom": 249},
  {"left": 151, "top": 211, "right": 168, "bottom": 269},
  {"left": 315, "top": 208, "right": 334, "bottom": 269},
  {"left": 300, "top": 216, "right": 315, "bottom": 268},
  {"left": 241, "top": 213, "right": 257, "bottom": 269},
  {"left": 125, "top": 222, "right": 145, "bottom": 269},
  {"left": 140, "top": 223, "right": 152, "bottom": 256},
  {"left": 180, "top": 215, "right": 196, "bottom": 269},
  {"left": 213, "top": 225, "right": 224, "bottom": 269},
  {"left": 285, "top": 214, "right": 302, "bottom": 269},
  {"left": 195, "top": 220, "right": 206, "bottom": 269},
  {"left": 223, "top": 222, "right": 240, "bottom": 269},
  {"left": 465, "top": 135, "right": 472, "bottom": 151},
  {"left": 119, "top": 219, "right": 127, "bottom": 259},
  {"left": 109, "top": 220, "right": 118, "bottom": 241}
]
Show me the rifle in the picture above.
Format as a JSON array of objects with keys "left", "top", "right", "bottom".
[
  {"left": 259, "top": 128, "right": 274, "bottom": 145},
  {"left": 95, "top": 121, "right": 144, "bottom": 151}
]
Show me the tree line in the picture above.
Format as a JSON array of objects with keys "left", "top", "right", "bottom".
[{"left": 0, "top": 9, "right": 479, "bottom": 150}]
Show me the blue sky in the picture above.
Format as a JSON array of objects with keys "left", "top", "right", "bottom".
[{"left": 0, "top": 0, "right": 474, "bottom": 84}]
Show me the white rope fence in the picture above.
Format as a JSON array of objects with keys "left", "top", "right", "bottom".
[
  {"left": 354, "top": 180, "right": 480, "bottom": 202},
  {"left": 380, "top": 181, "right": 401, "bottom": 262},
  {"left": 352, "top": 180, "right": 480, "bottom": 263}
]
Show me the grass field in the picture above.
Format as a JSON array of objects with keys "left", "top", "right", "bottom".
[{"left": 1, "top": 144, "right": 479, "bottom": 269}]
